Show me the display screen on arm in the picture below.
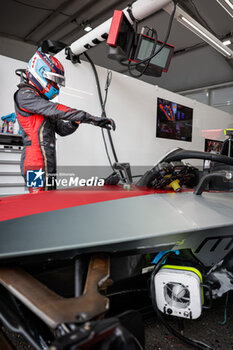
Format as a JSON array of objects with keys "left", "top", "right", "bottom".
[
  {"left": 135, "top": 36, "right": 174, "bottom": 71},
  {"left": 137, "top": 40, "right": 171, "bottom": 69}
]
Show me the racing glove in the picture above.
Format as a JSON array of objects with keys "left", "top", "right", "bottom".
[{"left": 77, "top": 116, "right": 116, "bottom": 131}]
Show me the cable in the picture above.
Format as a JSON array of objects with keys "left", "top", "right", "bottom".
[
  {"left": 128, "top": 28, "right": 158, "bottom": 78},
  {"left": 131, "top": 175, "right": 143, "bottom": 178},
  {"left": 84, "top": 52, "right": 124, "bottom": 178},
  {"left": 103, "top": 70, "right": 113, "bottom": 107},
  {"left": 126, "top": 1, "right": 175, "bottom": 78},
  {"left": 101, "top": 70, "right": 114, "bottom": 170},
  {"left": 150, "top": 252, "right": 214, "bottom": 350},
  {"left": 107, "top": 288, "right": 148, "bottom": 297},
  {"left": 219, "top": 291, "right": 229, "bottom": 325},
  {"left": 101, "top": 129, "right": 114, "bottom": 170},
  {"left": 120, "top": 0, "right": 177, "bottom": 72}
]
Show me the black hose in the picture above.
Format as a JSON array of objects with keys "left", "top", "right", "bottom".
[
  {"left": 163, "top": 149, "right": 233, "bottom": 166},
  {"left": 101, "top": 128, "right": 114, "bottom": 170},
  {"left": 150, "top": 252, "right": 213, "bottom": 350},
  {"left": 128, "top": 29, "right": 158, "bottom": 78},
  {"left": 103, "top": 70, "right": 112, "bottom": 107},
  {"left": 83, "top": 52, "right": 119, "bottom": 170},
  {"left": 107, "top": 288, "right": 148, "bottom": 297}
]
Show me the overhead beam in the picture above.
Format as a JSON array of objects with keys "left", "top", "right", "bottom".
[
  {"left": 176, "top": 80, "right": 233, "bottom": 94},
  {"left": 24, "top": 0, "right": 77, "bottom": 41},
  {"left": 59, "top": 0, "right": 127, "bottom": 42},
  {"left": 69, "top": 0, "right": 172, "bottom": 56},
  {"left": 37, "top": 0, "right": 103, "bottom": 43},
  {"left": 0, "top": 32, "right": 37, "bottom": 46}
]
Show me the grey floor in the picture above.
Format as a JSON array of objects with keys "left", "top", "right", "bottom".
[
  {"left": 145, "top": 292, "right": 233, "bottom": 350},
  {"left": 2, "top": 292, "right": 233, "bottom": 349}
]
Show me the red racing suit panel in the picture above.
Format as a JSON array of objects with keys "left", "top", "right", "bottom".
[
  {"left": 20, "top": 113, "right": 44, "bottom": 172},
  {"left": 14, "top": 84, "right": 93, "bottom": 179}
]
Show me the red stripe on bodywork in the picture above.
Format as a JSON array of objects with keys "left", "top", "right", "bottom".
[{"left": 0, "top": 186, "right": 178, "bottom": 222}]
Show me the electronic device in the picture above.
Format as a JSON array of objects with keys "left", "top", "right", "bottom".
[
  {"left": 134, "top": 34, "right": 174, "bottom": 72},
  {"left": 223, "top": 129, "right": 233, "bottom": 157},
  {"left": 154, "top": 266, "right": 204, "bottom": 319},
  {"left": 204, "top": 139, "right": 223, "bottom": 169},
  {"left": 107, "top": 10, "right": 135, "bottom": 61},
  {"left": 224, "top": 128, "right": 233, "bottom": 137},
  {"left": 205, "top": 139, "right": 223, "bottom": 153},
  {"left": 107, "top": 11, "right": 175, "bottom": 78},
  {"left": 156, "top": 97, "right": 193, "bottom": 142}
]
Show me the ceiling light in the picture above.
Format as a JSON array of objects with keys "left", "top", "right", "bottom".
[
  {"left": 84, "top": 25, "right": 93, "bottom": 32},
  {"left": 164, "top": 3, "right": 233, "bottom": 58},
  {"left": 216, "top": 0, "right": 233, "bottom": 17},
  {"left": 178, "top": 15, "right": 233, "bottom": 58},
  {"left": 223, "top": 39, "right": 232, "bottom": 46}
]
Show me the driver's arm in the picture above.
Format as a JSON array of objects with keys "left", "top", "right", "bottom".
[
  {"left": 16, "top": 87, "right": 94, "bottom": 123},
  {"left": 55, "top": 118, "right": 79, "bottom": 136}
]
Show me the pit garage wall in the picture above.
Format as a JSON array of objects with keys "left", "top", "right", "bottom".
[
  {"left": 55, "top": 51, "right": 233, "bottom": 168},
  {"left": 0, "top": 54, "right": 26, "bottom": 119},
  {"left": 0, "top": 55, "right": 27, "bottom": 196}
]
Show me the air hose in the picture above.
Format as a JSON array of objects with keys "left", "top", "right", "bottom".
[
  {"left": 84, "top": 53, "right": 117, "bottom": 166},
  {"left": 84, "top": 52, "right": 125, "bottom": 181}
]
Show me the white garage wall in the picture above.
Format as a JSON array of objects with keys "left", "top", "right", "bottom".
[
  {"left": 0, "top": 54, "right": 26, "bottom": 117},
  {"left": 56, "top": 51, "right": 233, "bottom": 168}
]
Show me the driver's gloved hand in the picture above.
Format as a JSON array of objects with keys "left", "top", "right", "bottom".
[{"left": 76, "top": 116, "right": 116, "bottom": 131}]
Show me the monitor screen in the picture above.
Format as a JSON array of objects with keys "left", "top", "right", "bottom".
[
  {"left": 204, "top": 139, "right": 223, "bottom": 169},
  {"left": 135, "top": 35, "right": 174, "bottom": 71},
  {"left": 156, "top": 98, "right": 193, "bottom": 142}
]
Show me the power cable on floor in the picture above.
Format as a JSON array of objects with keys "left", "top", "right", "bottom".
[{"left": 219, "top": 291, "right": 229, "bottom": 325}]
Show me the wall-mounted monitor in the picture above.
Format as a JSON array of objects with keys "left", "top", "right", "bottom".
[
  {"left": 156, "top": 98, "right": 193, "bottom": 142},
  {"left": 205, "top": 139, "right": 223, "bottom": 153},
  {"left": 204, "top": 138, "right": 223, "bottom": 169}
]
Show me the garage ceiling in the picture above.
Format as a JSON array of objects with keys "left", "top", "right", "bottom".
[{"left": 0, "top": 0, "right": 233, "bottom": 91}]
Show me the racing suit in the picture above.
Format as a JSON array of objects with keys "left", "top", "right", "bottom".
[{"left": 14, "top": 83, "right": 105, "bottom": 190}]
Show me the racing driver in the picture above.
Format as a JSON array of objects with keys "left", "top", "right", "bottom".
[{"left": 14, "top": 49, "right": 115, "bottom": 192}]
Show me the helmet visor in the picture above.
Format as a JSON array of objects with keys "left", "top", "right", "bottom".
[{"left": 43, "top": 71, "right": 65, "bottom": 87}]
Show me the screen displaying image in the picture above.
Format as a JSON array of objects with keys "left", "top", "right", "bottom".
[
  {"left": 204, "top": 139, "right": 223, "bottom": 169},
  {"left": 156, "top": 98, "right": 193, "bottom": 142},
  {"left": 137, "top": 39, "right": 173, "bottom": 71}
]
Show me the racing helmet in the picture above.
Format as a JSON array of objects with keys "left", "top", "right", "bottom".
[{"left": 26, "top": 49, "right": 65, "bottom": 100}]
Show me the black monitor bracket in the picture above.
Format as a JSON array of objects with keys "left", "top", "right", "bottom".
[
  {"left": 65, "top": 46, "right": 81, "bottom": 64},
  {"left": 40, "top": 40, "right": 66, "bottom": 54}
]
